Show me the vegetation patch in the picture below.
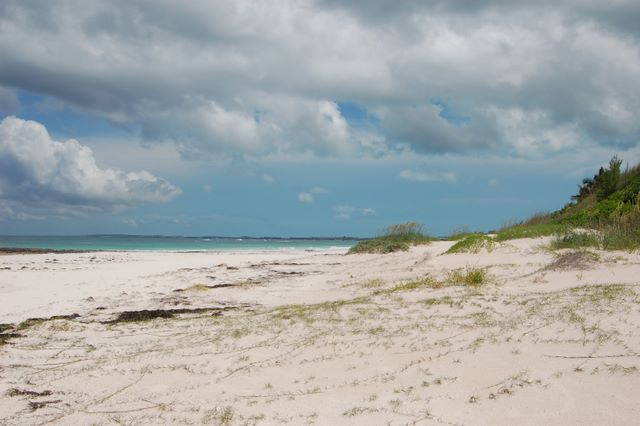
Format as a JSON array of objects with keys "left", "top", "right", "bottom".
[
  {"left": 271, "top": 297, "right": 369, "bottom": 323},
  {"left": 423, "top": 296, "right": 457, "bottom": 307},
  {"left": 28, "top": 400, "right": 62, "bottom": 411},
  {"left": 571, "top": 284, "right": 632, "bottom": 305},
  {"left": 495, "top": 223, "right": 568, "bottom": 241},
  {"left": 343, "top": 406, "right": 378, "bottom": 416},
  {"left": 7, "top": 388, "right": 53, "bottom": 397},
  {"left": 202, "top": 406, "right": 235, "bottom": 425},
  {"left": 497, "top": 157, "right": 640, "bottom": 250},
  {"left": 16, "top": 314, "right": 80, "bottom": 331},
  {"left": 381, "top": 267, "right": 491, "bottom": 295},
  {"left": 447, "top": 225, "right": 483, "bottom": 240},
  {"left": 446, "top": 234, "right": 497, "bottom": 254},
  {"left": 551, "top": 218, "right": 640, "bottom": 251},
  {"left": 105, "top": 306, "right": 240, "bottom": 324},
  {"left": 348, "top": 222, "right": 432, "bottom": 254},
  {"left": 382, "top": 276, "right": 445, "bottom": 293},
  {"left": 0, "top": 332, "right": 23, "bottom": 345},
  {"left": 361, "top": 278, "right": 385, "bottom": 288},
  {"left": 109, "top": 309, "right": 176, "bottom": 323},
  {"left": 447, "top": 267, "right": 490, "bottom": 288},
  {"left": 186, "top": 284, "right": 211, "bottom": 292},
  {"left": 544, "top": 250, "right": 600, "bottom": 271},
  {"left": 550, "top": 232, "right": 600, "bottom": 250}
]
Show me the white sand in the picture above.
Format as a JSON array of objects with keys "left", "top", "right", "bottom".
[{"left": 1, "top": 238, "right": 640, "bottom": 425}]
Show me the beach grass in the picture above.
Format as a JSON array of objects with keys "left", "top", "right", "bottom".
[
  {"left": 495, "top": 222, "right": 568, "bottom": 241},
  {"left": 551, "top": 215, "right": 640, "bottom": 251},
  {"left": 380, "top": 267, "right": 490, "bottom": 294},
  {"left": 447, "top": 267, "right": 490, "bottom": 287},
  {"left": 348, "top": 222, "right": 432, "bottom": 254},
  {"left": 446, "top": 234, "right": 497, "bottom": 254}
]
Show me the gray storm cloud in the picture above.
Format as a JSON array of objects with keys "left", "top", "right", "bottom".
[
  {"left": 0, "top": 0, "right": 638, "bottom": 158},
  {"left": 0, "top": 117, "right": 181, "bottom": 218}
]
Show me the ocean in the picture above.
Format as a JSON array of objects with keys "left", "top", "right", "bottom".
[{"left": 0, "top": 235, "right": 359, "bottom": 252}]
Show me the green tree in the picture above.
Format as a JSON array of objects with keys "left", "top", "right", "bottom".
[{"left": 597, "top": 156, "right": 622, "bottom": 200}]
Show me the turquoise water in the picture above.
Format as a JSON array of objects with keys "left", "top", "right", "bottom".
[{"left": 0, "top": 235, "right": 358, "bottom": 252}]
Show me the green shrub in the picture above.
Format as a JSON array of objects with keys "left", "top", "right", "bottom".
[
  {"left": 348, "top": 239, "right": 410, "bottom": 254},
  {"left": 348, "top": 222, "right": 432, "bottom": 254}
]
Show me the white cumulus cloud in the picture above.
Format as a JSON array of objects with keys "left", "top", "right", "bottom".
[
  {"left": 298, "top": 192, "right": 314, "bottom": 203},
  {"left": 262, "top": 173, "right": 276, "bottom": 184},
  {"left": 0, "top": 116, "right": 181, "bottom": 217},
  {"left": 334, "top": 204, "right": 375, "bottom": 220}
]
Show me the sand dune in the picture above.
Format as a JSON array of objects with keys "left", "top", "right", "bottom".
[{"left": 1, "top": 238, "right": 640, "bottom": 425}]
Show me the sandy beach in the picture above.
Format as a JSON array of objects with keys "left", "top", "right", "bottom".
[{"left": 1, "top": 239, "right": 640, "bottom": 425}]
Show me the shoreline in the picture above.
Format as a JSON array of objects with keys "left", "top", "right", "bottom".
[
  {"left": 0, "top": 247, "right": 98, "bottom": 255},
  {"left": 0, "top": 246, "right": 349, "bottom": 255}
]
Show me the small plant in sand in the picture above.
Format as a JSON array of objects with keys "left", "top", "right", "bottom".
[
  {"left": 423, "top": 296, "right": 456, "bottom": 307},
  {"left": 362, "top": 278, "right": 385, "bottom": 288},
  {"left": 202, "top": 406, "right": 234, "bottom": 425},
  {"left": 571, "top": 283, "right": 632, "bottom": 305},
  {"left": 381, "top": 268, "right": 490, "bottom": 295},
  {"left": 383, "top": 276, "right": 444, "bottom": 293},
  {"left": 343, "top": 406, "right": 374, "bottom": 417},
  {"left": 447, "top": 267, "right": 490, "bottom": 287},
  {"left": 348, "top": 222, "right": 432, "bottom": 254},
  {"left": 186, "top": 283, "right": 210, "bottom": 292},
  {"left": 544, "top": 250, "right": 600, "bottom": 271},
  {"left": 271, "top": 297, "right": 369, "bottom": 323}
]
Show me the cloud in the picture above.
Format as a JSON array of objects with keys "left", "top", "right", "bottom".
[
  {"left": 0, "top": 116, "right": 181, "bottom": 217},
  {"left": 298, "top": 192, "right": 314, "bottom": 203},
  {"left": 399, "top": 169, "right": 457, "bottom": 183},
  {"left": 202, "top": 184, "right": 214, "bottom": 193},
  {"left": 334, "top": 204, "right": 375, "bottom": 220},
  {"left": 0, "top": 1, "right": 639, "bottom": 158},
  {"left": 262, "top": 173, "right": 276, "bottom": 184},
  {"left": 121, "top": 217, "right": 142, "bottom": 227},
  {"left": 311, "top": 186, "right": 328, "bottom": 193}
]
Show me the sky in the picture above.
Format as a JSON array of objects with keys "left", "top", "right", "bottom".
[{"left": 0, "top": 0, "right": 639, "bottom": 237}]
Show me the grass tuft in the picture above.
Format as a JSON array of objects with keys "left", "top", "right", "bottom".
[
  {"left": 271, "top": 297, "right": 369, "bottom": 322},
  {"left": 348, "top": 221, "right": 432, "bottom": 254},
  {"left": 383, "top": 276, "right": 444, "bottom": 293},
  {"left": 495, "top": 223, "right": 568, "bottom": 241},
  {"left": 550, "top": 232, "right": 600, "bottom": 250},
  {"left": 379, "top": 267, "right": 491, "bottom": 295},
  {"left": 446, "top": 234, "right": 497, "bottom": 254},
  {"left": 202, "top": 406, "right": 234, "bottom": 425},
  {"left": 186, "top": 284, "right": 210, "bottom": 292},
  {"left": 447, "top": 267, "right": 490, "bottom": 287},
  {"left": 545, "top": 250, "right": 600, "bottom": 271}
]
